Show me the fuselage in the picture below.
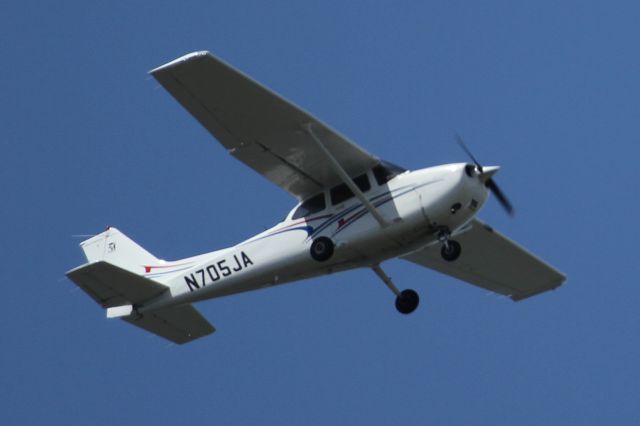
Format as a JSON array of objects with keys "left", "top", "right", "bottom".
[{"left": 140, "top": 163, "right": 490, "bottom": 313}]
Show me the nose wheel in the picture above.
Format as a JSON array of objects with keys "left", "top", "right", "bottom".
[
  {"left": 372, "top": 265, "right": 420, "bottom": 314},
  {"left": 438, "top": 229, "right": 462, "bottom": 262},
  {"left": 441, "top": 240, "right": 461, "bottom": 261}
]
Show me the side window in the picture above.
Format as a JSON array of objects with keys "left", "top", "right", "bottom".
[
  {"left": 330, "top": 174, "right": 370, "bottom": 205},
  {"left": 373, "top": 161, "right": 406, "bottom": 185},
  {"left": 292, "top": 193, "right": 326, "bottom": 219},
  {"left": 354, "top": 174, "right": 371, "bottom": 192}
]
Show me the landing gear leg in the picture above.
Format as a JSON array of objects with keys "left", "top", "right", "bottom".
[{"left": 372, "top": 265, "right": 419, "bottom": 315}]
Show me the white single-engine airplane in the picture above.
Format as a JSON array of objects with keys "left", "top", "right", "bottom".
[{"left": 67, "top": 51, "right": 566, "bottom": 344}]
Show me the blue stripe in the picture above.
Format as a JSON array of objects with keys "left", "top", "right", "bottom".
[
  {"left": 320, "top": 180, "right": 441, "bottom": 239},
  {"left": 307, "top": 185, "right": 412, "bottom": 239},
  {"left": 243, "top": 180, "right": 441, "bottom": 245},
  {"left": 250, "top": 225, "right": 315, "bottom": 243}
]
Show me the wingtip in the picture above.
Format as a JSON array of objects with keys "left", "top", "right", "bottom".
[{"left": 148, "top": 50, "right": 211, "bottom": 75}]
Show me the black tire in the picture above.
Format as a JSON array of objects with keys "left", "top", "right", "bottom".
[
  {"left": 395, "top": 289, "right": 420, "bottom": 314},
  {"left": 441, "top": 240, "right": 461, "bottom": 262},
  {"left": 310, "top": 237, "right": 334, "bottom": 262}
]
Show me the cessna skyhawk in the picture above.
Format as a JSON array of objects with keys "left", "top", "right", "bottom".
[{"left": 67, "top": 52, "right": 565, "bottom": 344}]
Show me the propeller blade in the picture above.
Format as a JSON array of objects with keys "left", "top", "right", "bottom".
[
  {"left": 486, "top": 179, "right": 514, "bottom": 216},
  {"left": 455, "top": 134, "right": 483, "bottom": 171},
  {"left": 455, "top": 134, "right": 515, "bottom": 217}
]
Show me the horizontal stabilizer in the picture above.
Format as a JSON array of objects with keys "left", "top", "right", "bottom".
[
  {"left": 67, "top": 261, "right": 167, "bottom": 308},
  {"left": 123, "top": 304, "right": 215, "bottom": 344},
  {"left": 67, "top": 261, "right": 215, "bottom": 344}
]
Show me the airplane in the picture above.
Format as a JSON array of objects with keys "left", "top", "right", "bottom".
[{"left": 66, "top": 51, "right": 566, "bottom": 344}]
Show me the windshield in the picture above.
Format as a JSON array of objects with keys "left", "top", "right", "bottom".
[
  {"left": 372, "top": 161, "right": 406, "bottom": 185},
  {"left": 292, "top": 193, "right": 326, "bottom": 219}
]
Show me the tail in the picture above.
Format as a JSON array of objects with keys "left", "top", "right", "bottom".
[
  {"left": 68, "top": 227, "right": 215, "bottom": 344},
  {"left": 79, "top": 227, "right": 161, "bottom": 276}
]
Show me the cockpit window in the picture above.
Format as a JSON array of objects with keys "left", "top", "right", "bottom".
[
  {"left": 292, "top": 193, "right": 326, "bottom": 220},
  {"left": 372, "top": 161, "right": 406, "bottom": 185},
  {"left": 330, "top": 174, "right": 370, "bottom": 205}
]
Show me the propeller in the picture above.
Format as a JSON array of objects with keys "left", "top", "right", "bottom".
[{"left": 455, "top": 134, "right": 514, "bottom": 216}]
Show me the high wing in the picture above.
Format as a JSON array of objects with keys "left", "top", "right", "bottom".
[
  {"left": 150, "top": 51, "right": 380, "bottom": 200},
  {"left": 67, "top": 261, "right": 215, "bottom": 344},
  {"left": 402, "top": 219, "right": 566, "bottom": 301}
]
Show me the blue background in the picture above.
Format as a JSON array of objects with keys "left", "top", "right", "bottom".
[{"left": 2, "top": 1, "right": 638, "bottom": 424}]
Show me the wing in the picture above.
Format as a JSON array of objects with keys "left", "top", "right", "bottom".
[
  {"left": 150, "top": 51, "right": 380, "bottom": 200},
  {"left": 402, "top": 219, "right": 566, "bottom": 301}
]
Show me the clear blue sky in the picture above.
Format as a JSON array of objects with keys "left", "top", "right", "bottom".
[{"left": 2, "top": 1, "right": 638, "bottom": 425}]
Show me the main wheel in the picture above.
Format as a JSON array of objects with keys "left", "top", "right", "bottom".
[
  {"left": 310, "top": 237, "right": 334, "bottom": 262},
  {"left": 395, "top": 289, "right": 419, "bottom": 314},
  {"left": 441, "top": 240, "right": 461, "bottom": 262}
]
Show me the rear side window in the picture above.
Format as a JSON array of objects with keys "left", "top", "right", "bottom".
[
  {"left": 292, "top": 193, "right": 326, "bottom": 219},
  {"left": 330, "top": 174, "right": 370, "bottom": 205}
]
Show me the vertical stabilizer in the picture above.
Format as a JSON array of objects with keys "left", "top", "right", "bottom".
[{"left": 80, "top": 227, "right": 160, "bottom": 275}]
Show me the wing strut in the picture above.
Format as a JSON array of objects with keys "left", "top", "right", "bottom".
[
  {"left": 372, "top": 264, "right": 400, "bottom": 296},
  {"left": 304, "top": 123, "right": 388, "bottom": 228}
]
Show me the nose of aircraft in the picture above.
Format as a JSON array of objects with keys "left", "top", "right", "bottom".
[{"left": 456, "top": 135, "right": 514, "bottom": 216}]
